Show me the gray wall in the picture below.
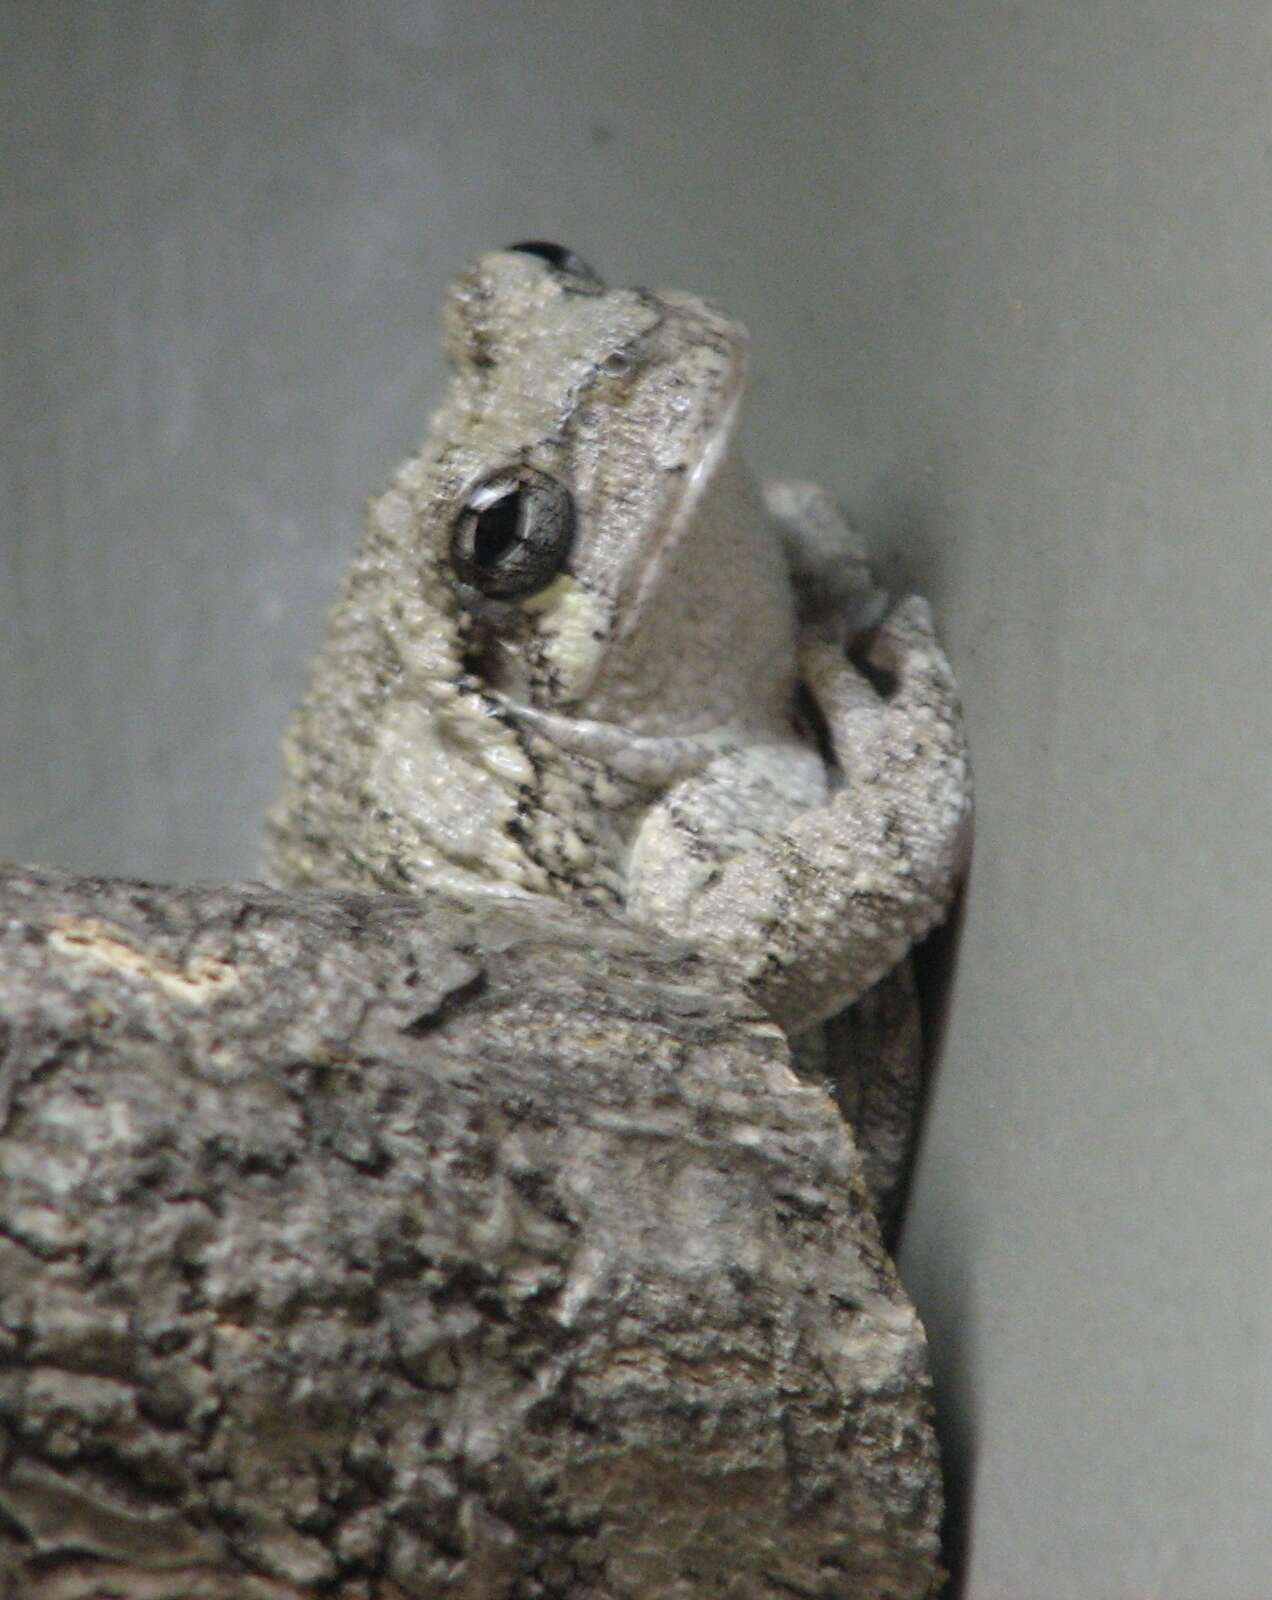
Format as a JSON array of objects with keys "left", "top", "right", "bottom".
[{"left": 5, "top": 4, "right": 1270, "bottom": 1594}]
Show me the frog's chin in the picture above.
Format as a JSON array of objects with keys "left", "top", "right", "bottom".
[{"left": 488, "top": 695, "right": 732, "bottom": 787}]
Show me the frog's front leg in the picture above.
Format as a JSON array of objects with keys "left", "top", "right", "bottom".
[
  {"left": 629, "top": 597, "right": 971, "bottom": 1035},
  {"left": 763, "top": 480, "right": 957, "bottom": 1224}
]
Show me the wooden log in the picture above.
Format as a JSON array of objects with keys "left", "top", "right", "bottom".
[{"left": 0, "top": 865, "right": 942, "bottom": 1599}]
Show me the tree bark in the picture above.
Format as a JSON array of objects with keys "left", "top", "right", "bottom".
[{"left": 0, "top": 865, "right": 943, "bottom": 1599}]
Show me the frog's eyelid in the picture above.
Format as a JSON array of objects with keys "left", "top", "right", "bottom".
[{"left": 469, "top": 479, "right": 515, "bottom": 512}]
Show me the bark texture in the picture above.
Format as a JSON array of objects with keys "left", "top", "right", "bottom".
[{"left": 0, "top": 865, "right": 942, "bottom": 1599}]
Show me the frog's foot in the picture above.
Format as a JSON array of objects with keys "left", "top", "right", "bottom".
[
  {"left": 764, "top": 479, "right": 881, "bottom": 632},
  {"left": 801, "top": 595, "right": 969, "bottom": 806},
  {"left": 703, "top": 593, "right": 970, "bottom": 1029}
]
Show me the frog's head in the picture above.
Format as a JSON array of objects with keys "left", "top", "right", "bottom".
[{"left": 410, "top": 246, "right": 797, "bottom": 739}]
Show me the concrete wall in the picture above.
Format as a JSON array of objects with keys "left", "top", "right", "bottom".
[{"left": 6, "top": 4, "right": 1270, "bottom": 1593}]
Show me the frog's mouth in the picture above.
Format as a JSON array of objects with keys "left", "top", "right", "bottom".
[{"left": 488, "top": 694, "right": 735, "bottom": 787}]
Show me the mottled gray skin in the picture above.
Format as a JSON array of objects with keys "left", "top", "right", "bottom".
[{"left": 266, "top": 250, "right": 971, "bottom": 1192}]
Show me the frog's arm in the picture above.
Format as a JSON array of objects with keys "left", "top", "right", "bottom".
[{"left": 628, "top": 598, "right": 972, "bottom": 1031}]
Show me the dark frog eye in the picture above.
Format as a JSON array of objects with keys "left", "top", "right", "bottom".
[
  {"left": 506, "top": 241, "right": 604, "bottom": 288},
  {"left": 449, "top": 467, "right": 575, "bottom": 600}
]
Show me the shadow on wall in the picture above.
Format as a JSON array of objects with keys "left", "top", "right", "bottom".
[{"left": 906, "top": 892, "right": 981, "bottom": 1597}]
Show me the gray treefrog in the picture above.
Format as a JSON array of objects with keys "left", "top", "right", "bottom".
[{"left": 266, "top": 244, "right": 971, "bottom": 1214}]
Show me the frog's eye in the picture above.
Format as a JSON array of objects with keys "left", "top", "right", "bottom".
[
  {"left": 450, "top": 468, "right": 575, "bottom": 600},
  {"left": 506, "top": 240, "right": 604, "bottom": 288}
]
